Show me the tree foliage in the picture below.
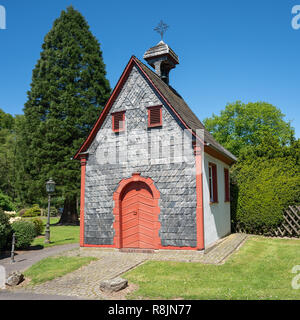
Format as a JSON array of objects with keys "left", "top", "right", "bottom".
[
  {"left": 16, "top": 6, "right": 111, "bottom": 223},
  {"left": 0, "top": 109, "right": 17, "bottom": 201},
  {"left": 0, "top": 192, "right": 16, "bottom": 211},
  {"left": 0, "top": 109, "right": 14, "bottom": 131},
  {"left": 0, "top": 209, "right": 13, "bottom": 250},
  {"left": 205, "top": 101, "right": 299, "bottom": 234},
  {"left": 203, "top": 101, "right": 295, "bottom": 158}
]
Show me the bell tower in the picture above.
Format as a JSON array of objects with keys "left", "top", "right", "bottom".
[{"left": 143, "top": 21, "right": 179, "bottom": 85}]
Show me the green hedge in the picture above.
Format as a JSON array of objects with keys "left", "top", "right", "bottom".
[
  {"left": 232, "top": 157, "right": 300, "bottom": 233},
  {"left": 11, "top": 220, "right": 36, "bottom": 249},
  {"left": 30, "top": 217, "right": 45, "bottom": 236},
  {"left": 0, "top": 209, "right": 13, "bottom": 250}
]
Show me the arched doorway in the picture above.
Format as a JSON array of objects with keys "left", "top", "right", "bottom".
[{"left": 113, "top": 173, "right": 161, "bottom": 249}]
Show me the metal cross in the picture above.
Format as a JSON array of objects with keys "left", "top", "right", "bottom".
[{"left": 154, "top": 20, "right": 169, "bottom": 40}]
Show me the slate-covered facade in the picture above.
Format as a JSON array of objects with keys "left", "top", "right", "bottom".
[{"left": 74, "top": 41, "right": 237, "bottom": 250}]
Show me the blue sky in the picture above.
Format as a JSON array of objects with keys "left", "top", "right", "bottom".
[{"left": 0, "top": 0, "right": 299, "bottom": 138}]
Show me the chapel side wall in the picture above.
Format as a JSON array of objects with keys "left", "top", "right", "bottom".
[
  {"left": 83, "top": 65, "right": 197, "bottom": 247},
  {"left": 203, "top": 153, "right": 231, "bottom": 247}
]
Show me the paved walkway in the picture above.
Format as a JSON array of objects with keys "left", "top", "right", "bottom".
[
  {"left": 15, "top": 251, "right": 148, "bottom": 299},
  {"left": 0, "top": 243, "right": 79, "bottom": 274},
  {"left": 6, "top": 233, "right": 248, "bottom": 300},
  {"left": 202, "top": 233, "right": 248, "bottom": 264}
]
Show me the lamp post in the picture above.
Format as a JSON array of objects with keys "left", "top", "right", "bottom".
[{"left": 45, "top": 178, "right": 55, "bottom": 244}]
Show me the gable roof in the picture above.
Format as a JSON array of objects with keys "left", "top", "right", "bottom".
[{"left": 74, "top": 56, "right": 237, "bottom": 164}]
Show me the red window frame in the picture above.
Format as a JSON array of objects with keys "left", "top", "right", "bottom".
[
  {"left": 112, "top": 111, "right": 125, "bottom": 132},
  {"left": 147, "top": 105, "right": 162, "bottom": 128},
  {"left": 208, "top": 162, "right": 218, "bottom": 203},
  {"left": 224, "top": 168, "right": 230, "bottom": 202}
]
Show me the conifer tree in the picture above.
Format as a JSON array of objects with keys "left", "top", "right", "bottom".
[
  {"left": 0, "top": 109, "right": 16, "bottom": 200},
  {"left": 17, "top": 6, "right": 111, "bottom": 224}
]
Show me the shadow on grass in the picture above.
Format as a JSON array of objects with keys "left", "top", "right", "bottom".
[
  {"left": 35, "top": 237, "right": 76, "bottom": 245},
  {"left": 52, "top": 238, "right": 76, "bottom": 244},
  {"left": 52, "top": 222, "right": 80, "bottom": 226}
]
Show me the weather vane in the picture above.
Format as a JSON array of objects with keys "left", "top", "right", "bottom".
[{"left": 154, "top": 20, "right": 169, "bottom": 40}]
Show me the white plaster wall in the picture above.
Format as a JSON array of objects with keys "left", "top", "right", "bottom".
[{"left": 203, "top": 153, "right": 231, "bottom": 248}]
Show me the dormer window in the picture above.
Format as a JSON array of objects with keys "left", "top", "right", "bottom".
[
  {"left": 147, "top": 106, "right": 162, "bottom": 128},
  {"left": 112, "top": 111, "right": 125, "bottom": 132}
]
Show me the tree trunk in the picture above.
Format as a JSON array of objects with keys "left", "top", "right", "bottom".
[{"left": 58, "top": 196, "right": 79, "bottom": 225}]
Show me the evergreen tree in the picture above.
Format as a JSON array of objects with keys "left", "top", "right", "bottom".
[
  {"left": 16, "top": 6, "right": 111, "bottom": 224},
  {"left": 0, "top": 109, "right": 16, "bottom": 201}
]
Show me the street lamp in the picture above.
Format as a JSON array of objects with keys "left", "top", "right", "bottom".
[{"left": 45, "top": 178, "right": 55, "bottom": 244}]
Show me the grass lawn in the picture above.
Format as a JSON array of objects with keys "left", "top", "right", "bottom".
[
  {"left": 30, "top": 217, "right": 80, "bottom": 248},
  {"left": 24, "top": 256, "right": 96, "bottom": 285},
  {"left": 124, "top": 236, "right": 300, "bottom": 300}
]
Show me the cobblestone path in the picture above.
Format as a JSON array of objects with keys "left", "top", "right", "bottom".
[{"left": 16, "top": 251, "right": 148, "bottom": 299}]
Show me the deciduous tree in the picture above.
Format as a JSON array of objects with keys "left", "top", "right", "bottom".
[{"left": 204, "top": 101, "right": 295, "bottom": 157}]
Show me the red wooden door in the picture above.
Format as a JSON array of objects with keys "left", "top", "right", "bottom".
[{"left": 121, "top": 182, "right": 155, "bottom": 249}]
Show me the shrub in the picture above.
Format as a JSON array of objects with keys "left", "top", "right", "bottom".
[
  {"left": 50, "top": 206, "right": 58, "bottom": 217},
  {"left": 22, "top": 204, "right": 41, "bottom": 218},
  {"left": 11, "top": 220, "right": 36, "bottom": 249},
  {"left": 40, "top": 206, "right": 58, "bottom": 217},
  {"left": 232, "top": 157, "right": 300, "bottom": 234},
  {"left": 40, "top": 208, "right": 46, "bottom": 216},
  {"left": 39, "top": 206, "right": 58, "bottom": 217},
  {"left": 30, "top": 217, "right": 45, "bottom": 236},
  {"left": 0, "top": 192, "right": 16, "bottom": 211},
  {"left": 5, "top": 211, "right": 17, "bottom": 218},
  {"left": 0, "top": 209, "right": 13, "bottom": 250},
  {"left": 9, "top": 216, "right": 22, "bottom": 224}
]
